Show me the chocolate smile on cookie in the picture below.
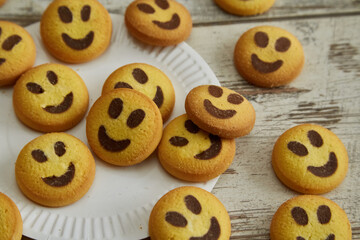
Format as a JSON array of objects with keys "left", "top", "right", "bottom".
[
  {"left": 270, "top": 195, "right": 352, "bottom": 240},
  {"left": 185, "top": 85, "right": 255, "bottom": 138},
  {"left": 41, "top": 0, "right": 112, "bottom": 63},
  {"left": 57, "top": 5, "right": 94, "bottom": 50},
  {"left": 125, "top": 0, "right": 192, "bottom": 46},
  {"left": 234, "top": 26, "right": 304, "bottom": 88},
  {"left": 102, "top": 63, "right": 175, "bottom": 122},
  {"left": 158, "top": 114, "right": 235, "bottom": 182},
  {"left": 86, "top": 88, "right": 162, "bottom": 166},
  {"left": 250, "top": 31, "right": 291, "bottom": 73},
  {"left": 149, "top": 186, "right": 231, "bottom": 240},
  {"left": 288, "top": 132, "right": 338, "bottom": 178},
  {"left": 13, "top": 63, "right": 89, "bottom": 132},
  {"left": 96, "top": 98, "right": 146, "bottom": 152},
  {"left": 62, "top": 31, "right": 94, "bottom": 50},
  {"left": 31, "top": 141, "right": 75, "bottom": 187},
  {"left": 15, "top": 133, "right": 95, "bottom": 207},
  {"left": 272, "top": 124, "right": 349, "bottom": 194}
]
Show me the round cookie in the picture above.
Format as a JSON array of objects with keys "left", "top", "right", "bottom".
[
  {"left": 13, "top": 63, "right": 89, "bottom": 132},
  {"left": 149, "top": 186, "right": 231, "bottom": 240},
  {"left": 270, "top": 195, "right": 352, "bottom": 240},
  {"left": 0, "top": 21, "right": 36, "bottom": 87},
  {"left": 40, "top": 0, "right": 112, "bottom": 63},
  {"left": 185, "top": 85, "right": 256, "bottom": 139},
  {"left": 0, "top": 192, "right": 22, "bottom": 240},
  {"left": 15, "top": 132, "right": 96, "bottom": 207},
  {"left": 234, "top": 25, "right": 304, "bottom": 88},
  {"left": 86, "top": 88, "right": 163, "bottom": 166},
  {"left": 102, "top": 63, "right": 175, "bottom": 122},
  {"left": 272, "top": 124, "right": 348, "bottom": 194},
  {"left": 125, "top": 0, "right": 192, "bottom": 46},
  {"left": 158, "top": 114, "right": 235, "bottom": 182},
  {"left": 214, "top": 0, "right": 275, "bottom": 16}
]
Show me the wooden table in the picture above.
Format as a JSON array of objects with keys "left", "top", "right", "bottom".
[{"left": 1, "top": 0, "right": 359, "bottom": 239}]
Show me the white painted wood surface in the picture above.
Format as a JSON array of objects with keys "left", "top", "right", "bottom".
[{"left": 0, "top": 0, "right": 359, "bottom": 239}]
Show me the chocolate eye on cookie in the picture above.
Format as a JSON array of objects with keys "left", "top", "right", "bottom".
[
  {"left": 214, "top": 0, "right": 275, "bottom": 16},
  {"left": 13, "top": 63, "right": 89, "bottom": 132},
  {"left": 272, "top": 124, "right": 348, "bottom": 194},
  {"left": 125, "top": 0, "right": 192, "bottom": 46},
  {"left": 40, "top": 0, "right": 112, "bottom": 63},
  {"left": 149, "top": 186, "right": 231, "bottom": 240},
  {"left": 15, "top": 133, "right": 96, "bottom": 207},
  {"left": 0, "top": 21, "right": 36, "bottom": 87},
  {"left": 234, "top": 25, "right": 304, "bottom": 88},
  {"left": 270, "top": 195, "right": 352, "bottom": 240},
  {"left": 185, "top": 85, "right": 256, "bottom": 139},
  {"left": 102, "top": 63, "right": 175, "bottom": 122},
  {"left": 86, "top": 88, "right": 163, "bottom": 166},
  {"left": 157, "top": 114, "right": 235, "bottom": 182}
]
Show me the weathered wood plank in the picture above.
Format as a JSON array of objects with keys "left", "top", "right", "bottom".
[
  {"left": 186, "top": 15, "right": 360, "bottom": 239},
  {"left": 0, "top": 0, "right": 360, "bottom": 26}
]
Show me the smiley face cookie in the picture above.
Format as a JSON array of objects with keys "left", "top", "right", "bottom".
[
  {"left": 0, "top": 21, "right": 36, "bottom": 87},
  {"left": 102, "top": 63, "right": 175, "bottom": 122},
  {"left": 86, "top": 88, "right": 163, "bottom": 166},
  {"left": 40, "top": 0, "right": 112, "bottom": 63},
  {"left": 149, "top": 186, "right": 231, "bottom": 240},
  {"left": 185, "top": 85, "right": 255, "bottom": 138},
  {"left": 125, "top": 0, "right": 192, "bottom": 46},
  {"left": 15, "top": 133, "right": 96, "bottom": 207},
  {"left": 158, "top": 114, "right": 235, "bottom": 182},
  {"left": 270, "top": 195, "right": 352, "bottom": 240},
  {"left": 272, "top": 124, "right": 348, "bottom": 194},
  {"left": 234, "top": 25, "right": 304, "bottom": 88},
  {"left": 0, "top": 192, "right": 22, "bottom": 240},
  {"left": 214, "top": 0, "right": 275, "bottom": 16},
  {"left": 13, "top": 63, "right": 89, "bottom": 132}
]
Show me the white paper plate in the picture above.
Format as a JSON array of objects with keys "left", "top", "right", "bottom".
[{"left": 0, "top": 14, "right": 220, "bottom": 240}]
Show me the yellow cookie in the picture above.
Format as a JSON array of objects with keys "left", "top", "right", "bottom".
[
  {"left": 270, "top": 195, "right": 352, "bottom": 240},
  {"left": 15, "top": 132, "right": 96, "bottom": 207},
  {"left": 214, "top": 0, "right": 275, "bottom": 16},
  {"left": 0, "top": 192, "right": 22, "bottom": 240},
  {"left": 158, "top": 114, "right": 235, "bottom": 182},
  {"left": 40, "top": 0, "right": 112, "bottom": 63},
  {"left": 125, "top": 0, "right": 192, "bottom": 46},
  {"left": 0, "top": 21, "right": 36, "bottom": 87},
  {"left": 86, "top": 88, "right": 163, "bottom": 166},
  {"left": 272, "top": 124, "right": 348, "bottom": 194},
  {"left": 185, "top": 85, "right": 256, "bottom": 138},
  {"left": 102, "top": 63, "right": 175, "bottom": 122},
  {"left": 234, "top": 25, "right": 304, "bottom": 88},
  {"left": 13, "top": 63, "right": 89, "bottom": 132},
  {"left": 149, "top": 186, "right": 231, "bottom": 240}
]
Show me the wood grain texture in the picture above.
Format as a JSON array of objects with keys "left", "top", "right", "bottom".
[
  {"left": 0, "top": 0, "right": 360, "bottom": 26},
  {"left": 0, "top": 0, "right": 358, "bottom": 239}
]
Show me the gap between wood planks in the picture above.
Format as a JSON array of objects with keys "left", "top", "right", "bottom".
[{"left": 192, "top": 11, "right": 360, "bottom": 27}]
